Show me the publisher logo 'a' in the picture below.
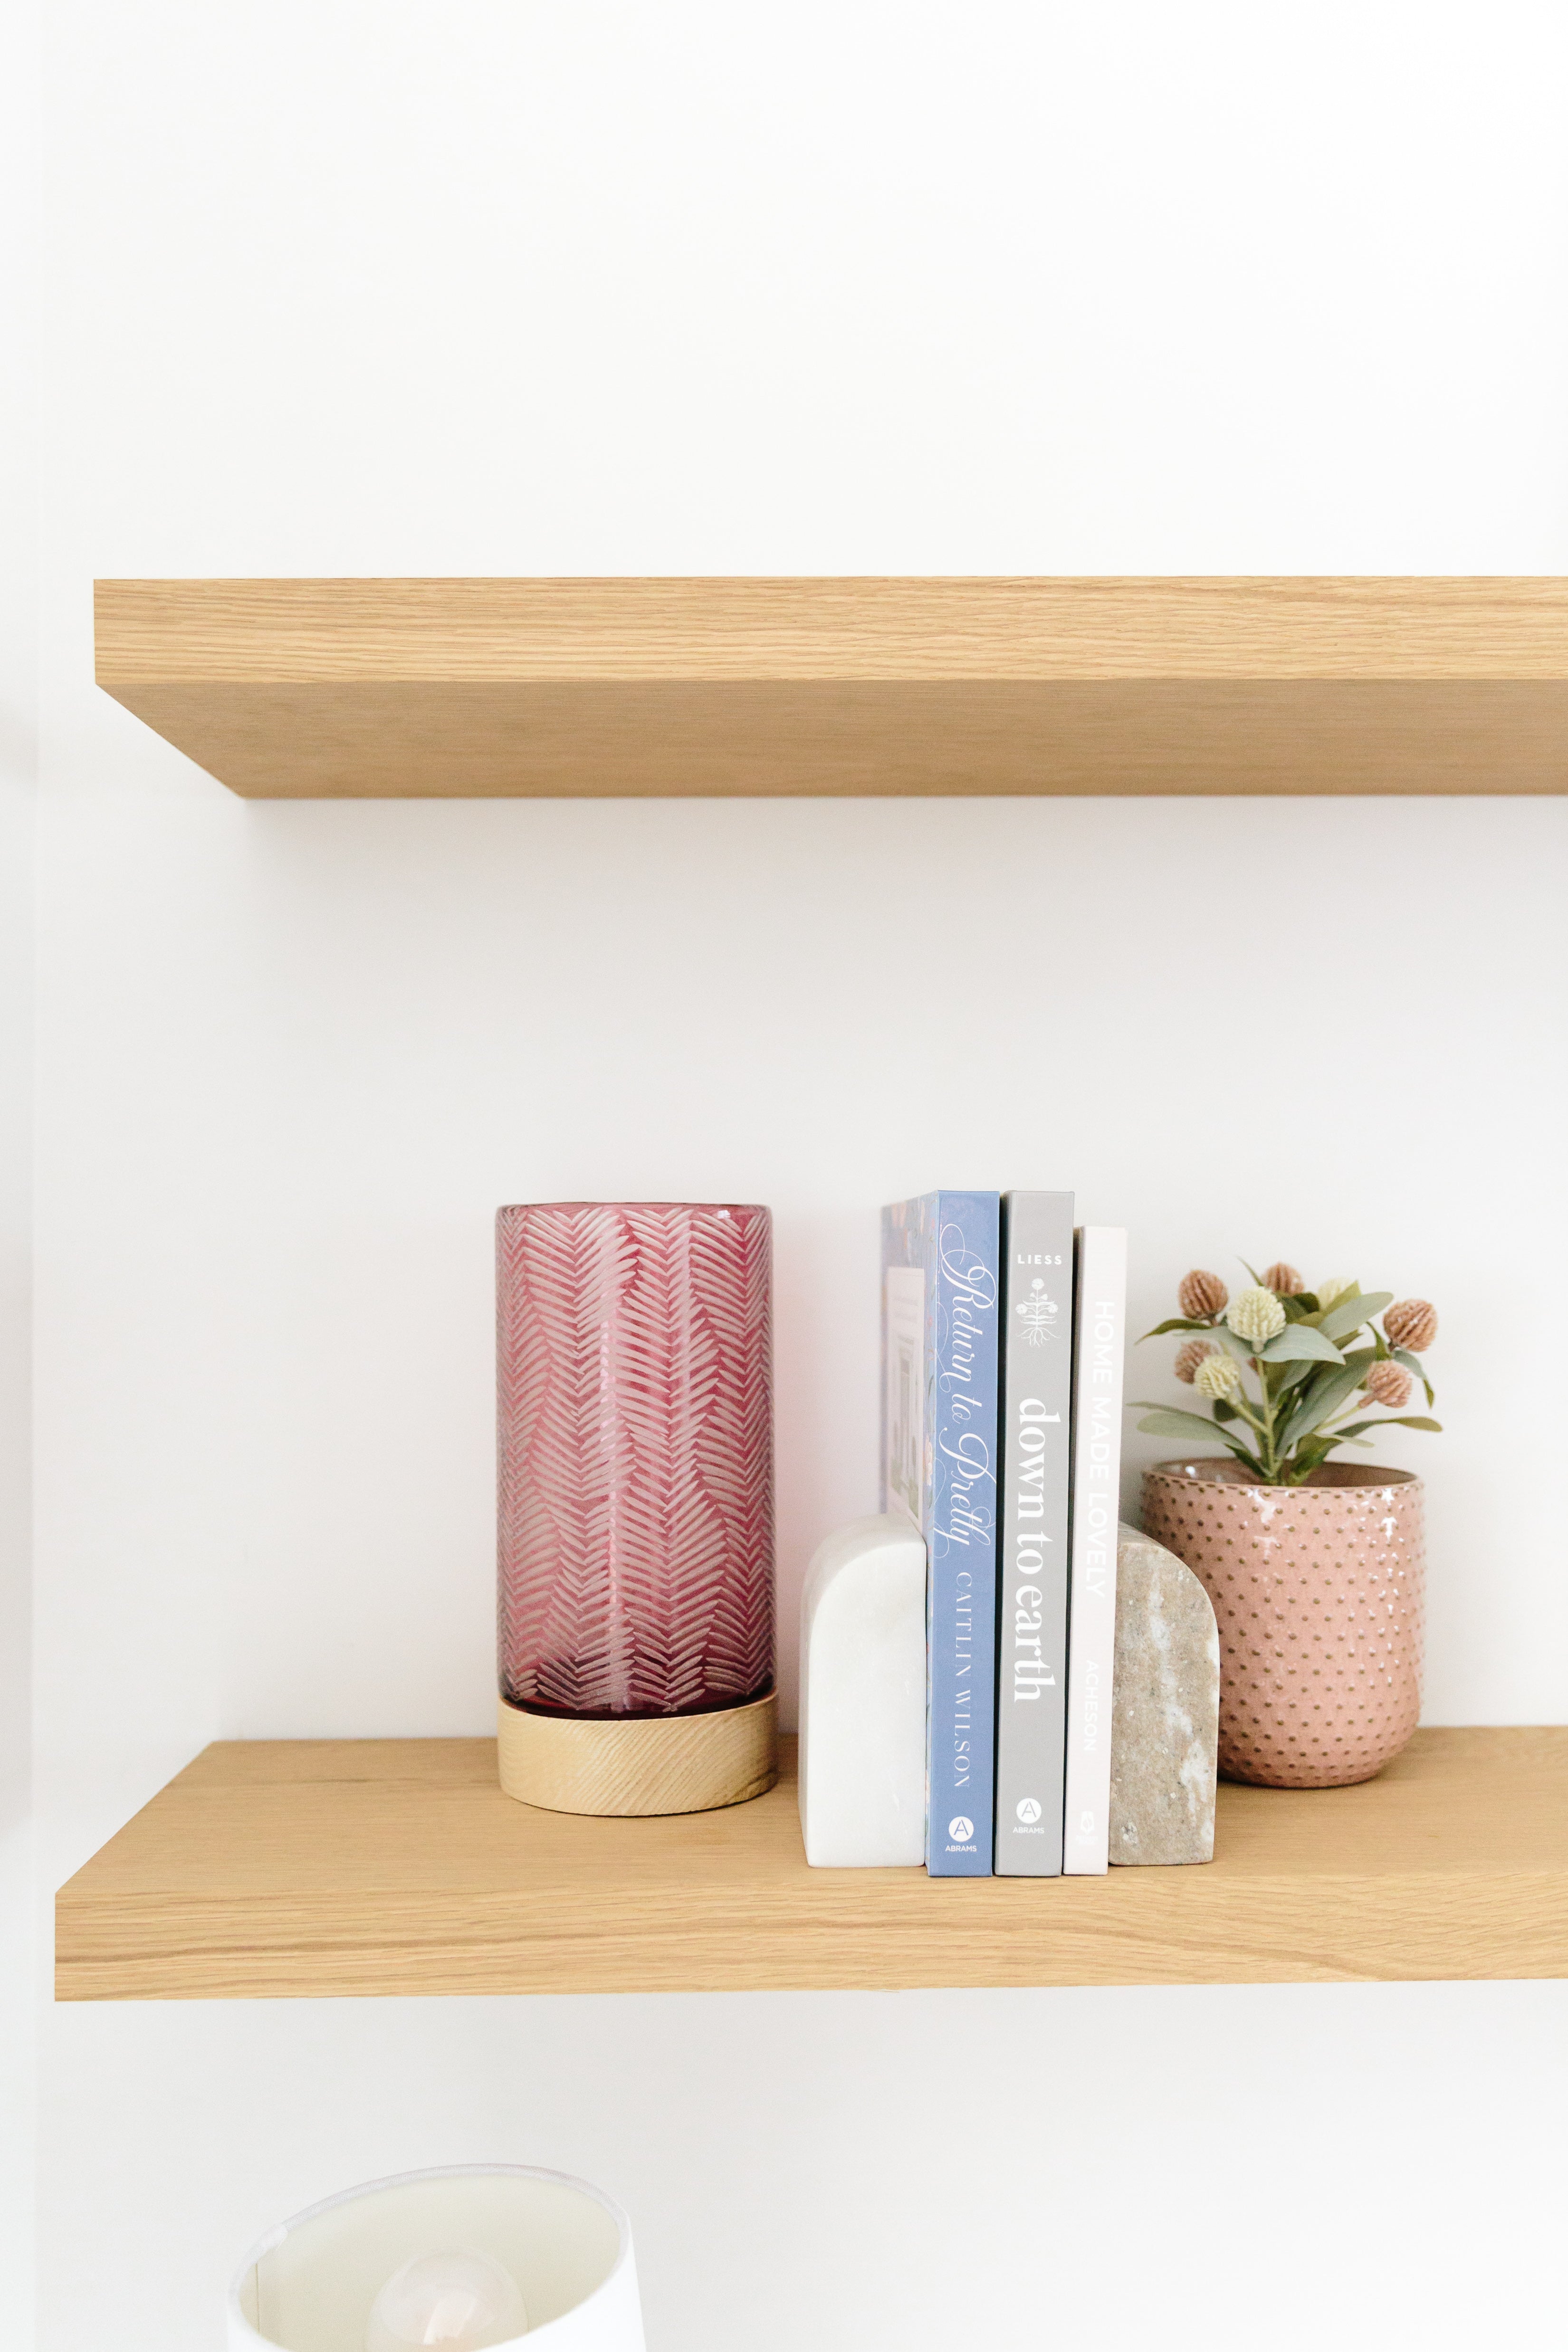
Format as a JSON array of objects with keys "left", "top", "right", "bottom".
[
  {"left": 948, "top": 1816, "right": 975, "bottom": 1843},
  {"left": 1016, "top": 1797, "right": 1042, "bottom": 1823}
]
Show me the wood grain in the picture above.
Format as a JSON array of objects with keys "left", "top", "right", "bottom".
[
  {"left": 54, "top": 1728, "right": 1568, "bottom": 2001},
  {"left": 94, "top": 578, "right": 1568, "bottom": 798},
  {"left": 496, "top": 1692, "right": 777, "bottom": 1817}
]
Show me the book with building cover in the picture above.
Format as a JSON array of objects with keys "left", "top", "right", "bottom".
[
  {"left": 1062, "top": 1225, "right": 1128, "bottom": 1876},
  {"left": 880, "top": 1191, "right": 1001, "bottom": 1877},
  {"left": 994, "top": 1190, "right": 1075, "bottom": 1875}
]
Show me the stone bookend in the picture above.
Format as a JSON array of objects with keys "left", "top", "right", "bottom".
[
  {"left": 1109, "top": 1523, "right": 1220, "bottom": 1865},
  {"left": 798, "top": 1515, "right": 927, "bottom": 1867}
]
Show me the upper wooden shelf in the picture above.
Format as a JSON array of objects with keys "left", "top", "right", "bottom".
[
  {"left": 94, "top": 577, "right": 1568, "bottom": 799},
  {"left": 54, "top": 1727, "right": 1568, "bottom": 2000}
]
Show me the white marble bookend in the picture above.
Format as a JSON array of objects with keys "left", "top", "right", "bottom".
[
  {"left": 1109, "top": 1522, "right": 1221, "bottom": 1865},
  {"left": 798, "top": 1514, "right": 927, "bottom": 1867}
]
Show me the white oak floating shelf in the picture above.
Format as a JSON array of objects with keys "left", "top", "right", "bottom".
[
  {"left": 94, "top": 577, "right": 1568, "bottom": 799},
  {"left": 54, "top": 1729, "right": 1568, "bottom": 2001}
]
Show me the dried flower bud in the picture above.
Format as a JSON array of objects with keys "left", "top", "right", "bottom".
[
  {"left": 1362, "top": 1360, "right": 1413, "bottom": 1409},
  {"left": 1178, "top": 1269, "right": 1228, "bottom": 1319},
  {"left": 1225, "top": 1286, "right": 1287, "bottom": 1346},
  {"left": 1384, "top": 1299, "right": 1437, "bottom": 1354},
  {"left": 1174, "top": 1338, "right": 1217, "bottom": 1384},
  {"left": 1316, "top": 1276, "right": 1356, "bottom": 1310},
  {"left": 1195, "top": 1353, "right": 1244, "bottom": 1402},
  {"left": 1262, "top": 1262, "right": 1305, "bottom": 1296}
]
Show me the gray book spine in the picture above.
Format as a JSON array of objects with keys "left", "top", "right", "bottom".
[{"left": 993, "top": 1190, "right": 1075, "bottom": 1875}]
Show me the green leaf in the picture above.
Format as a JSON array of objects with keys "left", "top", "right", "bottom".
[
  {"left": 1393, "top": 1348, "right": 1435, "bottom": 1406},
  {"left": 1279, "top": 1293, "right": 1314, "bottom": 1322},
  {"left": 1335, "top": 1415, "right": 1443, "bottom": 1439},
  {"left": 1278, "top": 1348, "right": 1376, "bottom": 1451},
  {"left": 1282, "top": 1435, "right": 1351, "bottom": 1482},
  {"left": 1240, "top": 1258, "right": 1264, "bottom": 1286},
  {"left": 1319, "top": 1290, "right": 1393, "bottom": 1344},
  {"left": 1142, "top": 1411, "right": 1279, "bottom": 1467},
  {"left": 1138, "top": 1317, "right": 1216, "bottom": 1340},
  {"left": 1258, "top": 1325, "right": 1345, "bottom": 1365},
  {"left": 1132, "top": 1407, "right": 1268, "bottom": 1477},
  {"left": 1131, "top": 1407, "right": 1228, "bottom": 1443},
  {"left": 1212, "top": 1324, "right": 1254, "bottom": 1364}
]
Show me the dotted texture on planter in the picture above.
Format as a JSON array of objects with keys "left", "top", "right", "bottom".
[{"left": 1141, "top": 1461, "right": 1425, "bottom": 1789}]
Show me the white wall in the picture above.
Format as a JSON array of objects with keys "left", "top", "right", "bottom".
[
  {"left": 2, "top": 0, "right": 40, "bottom": 2338},
  {"left": 20, "top": 3, "right": 1568, "bottom": 2347}
]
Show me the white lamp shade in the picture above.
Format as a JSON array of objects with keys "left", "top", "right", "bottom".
[{"left": 228, "top": 2165, "right": 645, "bottom": 2352}]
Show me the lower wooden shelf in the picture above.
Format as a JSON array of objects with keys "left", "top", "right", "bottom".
[{"left": 54, "top": 1728, "right": 1568, "bottom": 2001}]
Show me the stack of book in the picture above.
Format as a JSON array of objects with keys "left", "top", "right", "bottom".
[{"left": 880, "top": 1191, "right": 1127, "bottom": 1879}]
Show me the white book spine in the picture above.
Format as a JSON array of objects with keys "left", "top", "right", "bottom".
[{"left": 1061, "top": 1226, "right": 1128, "bottom": 1876}]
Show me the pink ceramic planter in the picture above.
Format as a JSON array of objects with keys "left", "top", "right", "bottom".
[{"left": 1141, "top": 1459, "right": 1425, "bottom": 1788}]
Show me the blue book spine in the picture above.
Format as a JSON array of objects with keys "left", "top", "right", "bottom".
[{"left": 881, "top": 1190, "right": 1001, "bottom": 1877}]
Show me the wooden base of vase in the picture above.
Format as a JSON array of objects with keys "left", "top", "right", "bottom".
[{"left": 497, "top": 1690, "right": 778, "bottom": 1818}]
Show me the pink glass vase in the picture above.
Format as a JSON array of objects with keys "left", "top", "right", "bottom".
[{"left": 497, "top": 1201, "right": 775, "bottom": 1721}]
